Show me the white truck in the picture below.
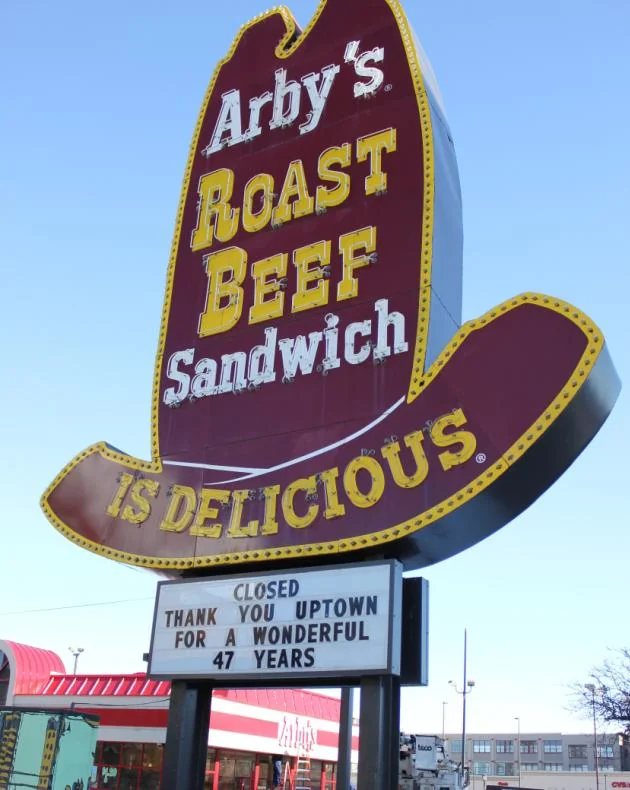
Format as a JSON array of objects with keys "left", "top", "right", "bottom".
[{"left": 399, "top": 734, "right": 469, "bottom": 790}]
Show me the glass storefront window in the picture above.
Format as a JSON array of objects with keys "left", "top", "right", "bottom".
[
  {"left": 218, "top": 751, "right": 254, "bottom": 790},
  {"left": 122, "top": 744, "right": 142, "bottom": 767},
  {"left": 220, "top": 754, "right": 236, "bottom": 778},
  {"left": 310, "top": 760, "right": 322, "bottom": 785},
  {"left": 142, "top": 744, "right": 163, "bottom": 770},
  {"left": 323, "top": 761, "right": 336, "bottom": 789},
  {"left": 119, "top": 767, "right": 141, "bottom": 789},
  {"left": 236, "top": 759, "right": 252, "bottom": 776},
  {"left": 97, "top": 765, "right": 118, "bottom": 788},
  {"left": 102, "top": 744, "right": 121, "bottom": 767},
  {"left": 205, "top": 748, "right": 218, "bottom": 790},
  {"left": 93, "top": 743, "right": 332, "bottom": 790},
  {"left": 255, "top": 759, "right": 270, "bottom": 790},
  {"left": 95, "top": 742, "right": 164, "bottom": 789},
  {"left": 139, "top": 767, "right": 161, "bottom": 790}
]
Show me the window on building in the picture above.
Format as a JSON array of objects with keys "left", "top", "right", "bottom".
[
  {"left": 323, "top": 761, "right": 336, "bottom": 790},
  {"left": 496, "top": 740, "right": 514, "bottom": 754},
  {"left": 569, "top": 765, "right": 589, "bottom": 772},
  {"left": 543, "top": 740, "right": 562, "bottom": 754},
  {"left": 569, "top": 745, "right": 588, "bottom": 759},
  {"left": 521, "top": 763, "right": 539, "bottom": 772},
  {"left": 140, "top": 744, "right": 162, "bottom": 790},
  {"left": 473, "top": 740, "right": 491, "bottom": 753},
  {"left": 204, "top": 748, "right": 217, "bottom": 790},
  {"left": 218, "top": 751, "right": 255, "bottom": 790},
  {"left": 94, "top": 742, "right": 164, "bottom": 790},
  {"left": 102, "top": 743, "right": 121, "bottom": 766},
  {"left": 95, "top": 743, "right": 328, "bottom": 789},
  {"left": 472, "top": 762, "right": 492, "bottom": 775},
  {"left": 309, "top": 760, "right": 323, "bottom": 788},
  {"left": 97, "top": 765, "right": 119, "bottom": 789},
  {"left": 495, "top": 762, "right": 515, "bottom": 776},
  {"left": 543, "top": 764, "right": 563, "bottom": 772},
  {"left": 597, "top": 745, "right": 614, "bottom": 758},
  {"left": 118, "top": 743, "right": 143, "bottom": 790},
  {"left": 450, "top": 740, "right": 463, "bottom": 754},
  {"left": 601, "top": 765, "right": 615, "bottom": 772},
  {"left": 520, "top": 741, "right": 538, "bottom": 754},
  {"left": 122, "top": 744, "right": 142, "bottom": 768},
  {"left": 98, "top": 743, "right": 121, "bottom": 788}
]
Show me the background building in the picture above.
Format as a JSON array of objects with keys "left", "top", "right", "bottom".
[{"left": 445, "top": 732, "right": 625, "bottom": 775}]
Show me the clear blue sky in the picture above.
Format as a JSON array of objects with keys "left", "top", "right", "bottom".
[{"left": 1, "top": 0, "right": 628, "bottom": 736}]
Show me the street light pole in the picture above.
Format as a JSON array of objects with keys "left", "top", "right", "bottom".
[
  {"left": 68, "top": 647, "right": 84, "bottom": 674},
  {"left": 443, "top": 701, "right": 448, "bottom": 740},
  {"left": 449, "top": 629, "right": 475, "bottom": 788},
  {"left": 461, "top": 631, "right": 468, "bottom": 785},
  {"left": 514, "top": 717, "right": 521, "bottom": 787},
  {"left": 585, "top": 684, "right": 600, "bottom": 790}
]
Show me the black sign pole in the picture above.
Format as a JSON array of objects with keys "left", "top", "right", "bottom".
[
  {"left": 389, "top": 675, "right": 401, "bottom": 789},
  {"left": 357, "top": 674, "right": 400, "bottom": 790},
  {"left": 337, "top": 686, "right": 355, "bottom": 790},
  {"left": 161, "top": 680, "right": 212, "bottom": 790}
]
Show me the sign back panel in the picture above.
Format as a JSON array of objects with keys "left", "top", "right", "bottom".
[{"left": 41, "top": 0, "right": 620, "bottom": 573}]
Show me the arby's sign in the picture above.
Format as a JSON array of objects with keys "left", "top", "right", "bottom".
[
  {"left": 41, "top": 0, "right": 619, "bottom": 573},
  {"left": 278, "top": 715, "right": 317, "bottom": 754}
]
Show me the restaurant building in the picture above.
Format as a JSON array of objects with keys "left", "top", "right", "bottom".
[{"left": 0, "top": 639, "right": 358, "bottom": 789}]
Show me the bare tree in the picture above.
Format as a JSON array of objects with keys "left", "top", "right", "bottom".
[{"left": 570, "top": 648, "right": 630, "bottom": 732}]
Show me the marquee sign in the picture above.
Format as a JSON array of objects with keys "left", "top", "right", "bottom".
[
  {"left": 41, "top": 0, "right": 619, "bottom": 573},
  {"left": 147, "top": 561, "right": 401, "bottom": 681}
]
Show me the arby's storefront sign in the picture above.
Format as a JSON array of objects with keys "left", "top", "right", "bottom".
[
  {"left": 41, "top": 0, "right": 619, "bottom": 573},
  {"left": 278, "top": 715, "right": 317, "bottom": 754}
]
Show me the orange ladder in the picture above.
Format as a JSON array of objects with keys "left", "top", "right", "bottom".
[{"left": 293, "top": 753, "right": 311, "bottom": 790}]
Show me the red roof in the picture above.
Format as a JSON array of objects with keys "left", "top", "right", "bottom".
[
  {"left": 0, "top": 639, "right": 66, "bottom": 696},
  {"left": 38, "top": 673, "right": 341, "bottom": 721},
  {"left": 40, "top": 673, "right": 171, "bottom": 699},
  {"left": 225, "top": 688, "right": 340, "bottom": 721}
]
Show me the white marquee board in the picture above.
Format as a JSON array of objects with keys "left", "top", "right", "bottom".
[{"left": 148, "top": 560, "right": 402, "bottom": 682}]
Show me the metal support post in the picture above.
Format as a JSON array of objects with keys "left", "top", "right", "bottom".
[
  {"left": 337, "top": 687, "right": 354, "bottom": 790},
  {"left": 390, "top": 675, "right": 401, "bottom": 789},
  {"left": 161, "top": 680, "right": 212, "bottom": 790},
  {"left": 357, "top": 675, "right": 401, "bottom": 790}
]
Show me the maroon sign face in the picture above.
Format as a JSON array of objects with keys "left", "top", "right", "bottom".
[{"left": 41, "top": 0, "right": 619, "bottom": 574}]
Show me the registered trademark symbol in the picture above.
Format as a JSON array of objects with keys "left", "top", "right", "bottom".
[
  {"left": 384, "top": 83, "right": 393, "bottom": 91},
  {"left": 475, "top": 453, "right": 487, "bottom": 464}
]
